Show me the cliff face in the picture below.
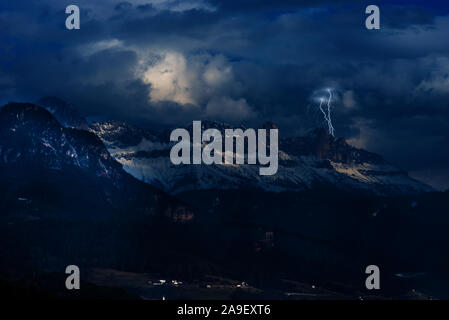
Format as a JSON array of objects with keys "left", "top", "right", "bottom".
[
  {"left": 281, "top": 128, "right": 385, "bottom": 165},
  {"left": 91, "top": 122, "right": 431, "bottom": 196}
]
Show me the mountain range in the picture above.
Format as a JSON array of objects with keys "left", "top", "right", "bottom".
[
  {"left": 90, "top": 119, "right": 432, "bottom": 196},
  {"left": 1, "top": 97, "right": 448, "bottom": 299},
  {"left": 26, "top": 96, "right": 432, "bottom": 197}
]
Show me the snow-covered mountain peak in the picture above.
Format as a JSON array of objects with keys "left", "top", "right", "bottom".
[{"left": 90, "top": 120, "right": 433, "bottom": 195}]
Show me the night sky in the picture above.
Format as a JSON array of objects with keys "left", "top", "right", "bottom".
[{"left": 0, "top": 0, "right": 448, "bottom": 190}]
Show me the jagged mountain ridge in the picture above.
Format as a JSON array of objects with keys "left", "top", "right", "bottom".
[
  {"left": 90, "top": 119, "right": 432, "bottom": 195},
  {"left": 16, "top": 97, "right": 431, "bottom": 196},
  {"left": 0, "top": 103, "right": 193, "bottom": 222}
]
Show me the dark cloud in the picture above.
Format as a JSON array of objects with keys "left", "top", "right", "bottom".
[
  {"left": 115, "top": 2, "right": 133, "bottom": 11},
  {"left": 208, "top": 0, "right": 354, "bottom": 13},
  {"left": 382, "top": 5, "right": 436, "bottom": 29}
]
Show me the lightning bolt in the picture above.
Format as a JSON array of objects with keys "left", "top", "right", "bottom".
[{"left": 318, "top": 89, "right": 335, "bottom": 137}]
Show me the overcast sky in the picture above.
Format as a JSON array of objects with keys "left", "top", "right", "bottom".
[{"left": 0, "top": 0, "right": 448, "bottom": 190}]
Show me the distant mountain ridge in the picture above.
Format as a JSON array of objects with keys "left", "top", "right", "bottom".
[
  {"left": 22, "top": 97, "right": 432, "bottom": 196},
  {"left": 90, "top": 120, "right": 433, "bottom": 196}
]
